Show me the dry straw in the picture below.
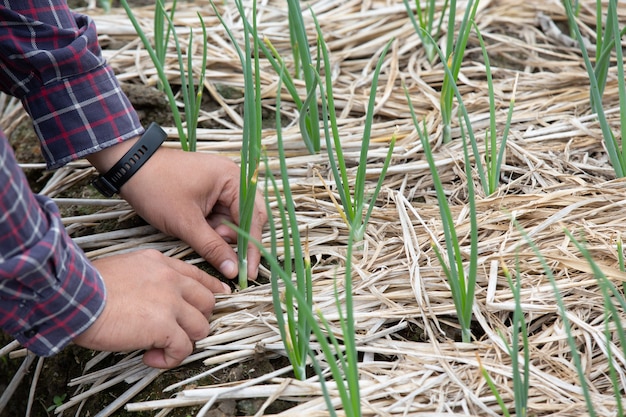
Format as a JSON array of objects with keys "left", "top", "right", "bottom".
[{"left": 2, "top": 0, "right": 626, "bottom": 415}]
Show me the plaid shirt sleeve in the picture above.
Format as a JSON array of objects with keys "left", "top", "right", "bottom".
[
  {"left": 0, "top": 1, "right": 144, "bottom": 169},
  {"left": 0, "top": 1, "right": 144, "bottom": 356},
  {"left": 0, "top": 137, "right": 106, "bottom": 356}
]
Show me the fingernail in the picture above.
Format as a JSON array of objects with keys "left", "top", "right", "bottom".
[
  {"left": 220, "top": 260, "right": 237, "bottom": 277},
  {"left": 222, "top": 282, "right": 232, "bottom": 294}
]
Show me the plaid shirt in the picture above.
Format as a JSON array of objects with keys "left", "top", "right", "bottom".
[{"left": 0, "top": 1, "right": 143, "bottom": 356}]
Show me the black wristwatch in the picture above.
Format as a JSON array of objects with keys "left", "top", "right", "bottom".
[{"left": 91, "top": 122, "right": 167, "bottom": 197}]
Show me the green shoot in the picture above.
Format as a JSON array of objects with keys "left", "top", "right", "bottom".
[
  {"left": 480, "top": 260, "right": 529, "bottom": 417},
  {"left": 313, "top": 16, "right": 396, "bottom": 238},
  {"left": 121, "top": 0, "right": 207, "bottom": 152},
  {"left": 153, "top": 0, "right": 177, "bottom": 90},
  {"left": 265, "top": 71, "right": 312, "bottom": 380},
  {"left": 563, "top": 0, "right": 626, "bottom": 177},
  {"left": 618, "top": 235, "right": 625, "bottom": 293},
  {"left": 230, "top": 2, "right": 320, "bottom": 154},
  {"left": 210, "top": 0, "right": 263, "bottom": 288},
  {"left": 504, "top": 262, "right": 530, "bottom": 417},
  {"left": 402, "top": 0, "right": 450, "bottom": 63},
  {"left": 165, "top": 11, "right": 207, "bottom": 152},
  {"left": 285, "top": 0, "right": 321, "bottom": 153},
  {"left": 45, "top": 394, "right": 67, "bottom": 413},
  {"left": 566, "top": 230, "right": 626, "bottom": 416},
  {"left": 237, "top": 210, "right": 364, "bottom": 416},
  {"left": 405, "top": 86, "right": 478, "bottom": 343},
  {"left": 439, "top": 0, "right": 480, "bottom": 143},
  {"left": 474, "top": 23, "right": 517, "bottom": 195},
  {"left": 516, "top": 224, "right": 597, "bottom": 416},
  {"left": 423, "top": 24, "right": 511, "bottom": 195},
  {"left": 478, "top": 357, "right": 511, "bottom": 417}
]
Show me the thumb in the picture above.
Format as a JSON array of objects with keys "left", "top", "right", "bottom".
[{"left": 183, "top": 217, "right": 239, "bottom": 279}]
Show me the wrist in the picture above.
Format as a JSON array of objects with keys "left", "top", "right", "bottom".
[
  {"left": 88, "top": 123, "right": 167, "bottom": 197},
  {"left": 87, "top": 136, "right": 140, "bottom": 174}
]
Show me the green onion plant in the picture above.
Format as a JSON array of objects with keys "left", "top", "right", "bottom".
[
  {"left": 261, "top": 227, "right": 362, "bottom": 416},
  {"left": 567, "top": 231, "right": 626, "bottom": 416},
  {"left": 474, "top": 23, "right": 516, "bottom": 195},
  {"left": 405, "top": 85, "right": 478, "bottom": 343},
  {"left": 234, "top": 211, "right": 362, "bottom": 415},
  {"left": 314, "top": 18, "right": 396, "bottom": 239},
  {"left": 211, "top": 0, "right": 263, "bottom": 289},
  {"left": 423, "top": 24, "right": 512, "bottom": 196},
  {"left": 248, "top": 72, "right": 361, "bottom": 415},
  {"left": 437, "top": 0, "right": 480, "bottom": 143},
  {"left": 563, "top": 0, "right": 626, "bottom": 177},
  {"left": 223, "top": 3, "right": 320, "bottom": 154},
  {"left": 402, "top": 0, "right": 450, "bottom": 63},
  {"left": 402, "top": 19, "right": 518, "bottom": 340},
  {"left": 480, "top": 259, "right": 529, "bottom": 417},
  {"left": 517, "top": 225, "right": 599, "bottom": 416},
  {"left": 264, "top": 72, "right": 312, "bottom": 380},
  {"left": 121, "top": 0, "right": 207, "bottom": 152}
]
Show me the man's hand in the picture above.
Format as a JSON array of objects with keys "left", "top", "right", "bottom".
[
  {"left": 89, "top": 143, "right": 267, "bottom": 280},
  {"left": 73, "top": 250, "right": 230, "bottom": 368}
]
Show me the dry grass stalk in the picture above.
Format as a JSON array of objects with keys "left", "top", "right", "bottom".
[{"left": 1, "top": 0, "right": 626, "bottom": 415}]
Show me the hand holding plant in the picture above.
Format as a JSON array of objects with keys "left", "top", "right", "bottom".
[{"left": 118, "top": 148, "right": 267, "bottom": 280}]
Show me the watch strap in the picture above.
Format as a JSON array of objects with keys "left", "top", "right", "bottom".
[{"left": 92, "top": 122, "right": 167, "bottom": 197}]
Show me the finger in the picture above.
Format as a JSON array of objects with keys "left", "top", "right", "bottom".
[
  {"left": 177, "top": 301, "right": 212, "bottom": 341},
  {"left": 213, "top": 222, "right": 238, "bottom": 244},
  {"left": 177, "top": 277, "right": 218, "bottom": 317},
  {"left": 184, "top": 217, "right": 239, "bottom": 279},
  {"left": 142, "top": 326, "right": 194, "bottom": 369},
  {"left": 163, "top": 256, "right": 231, "bottom": 295}
]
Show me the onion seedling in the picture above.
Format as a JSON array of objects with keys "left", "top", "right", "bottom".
[
  {"left": 210, "top": 0, "right": 263, "bottom": 289},
  {"left": 239, "top": 75, "right": 363, "bottom": 409},
  {"left": 121, "top": 0, "right": 207, "bottom": 152},
  {"left": 479, "top": 259, "right": 529, "bottom": 417},
  {"left": 264, "top": 72, "right": 312, "bottom": 380},
  {"left": 474, "top": 23, "right": 516, "bottom": 196},
  {"left": 517, "top": 224, "right": 598, "bottom": 416},
  {"left": 240, "top": 194, "right": 364, "bottom": 416},
  {"left": 566, "top": 231, "right": 626, "bottom": 416},
  {"left": 405, "top": 85, "right": 478, "bottom": 343},
  {"left": 563, "top": 0, "right": 626, "bottom": 177},
  {"left": 421, "top": 25, "right": 513, "bottom": 196},
  {"left": 402, "top": 0, "right": 450, "bottom": 63},
  {"left": 437, "top": 0, "right": 480, "bottom": 143},
  {"left": 313, "top": 15, "right": 396, "bottom": 239}
]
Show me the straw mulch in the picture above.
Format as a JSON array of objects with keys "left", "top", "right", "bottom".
[{"left": 2, "top": 0, "right": 626, "bottom": 415}]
